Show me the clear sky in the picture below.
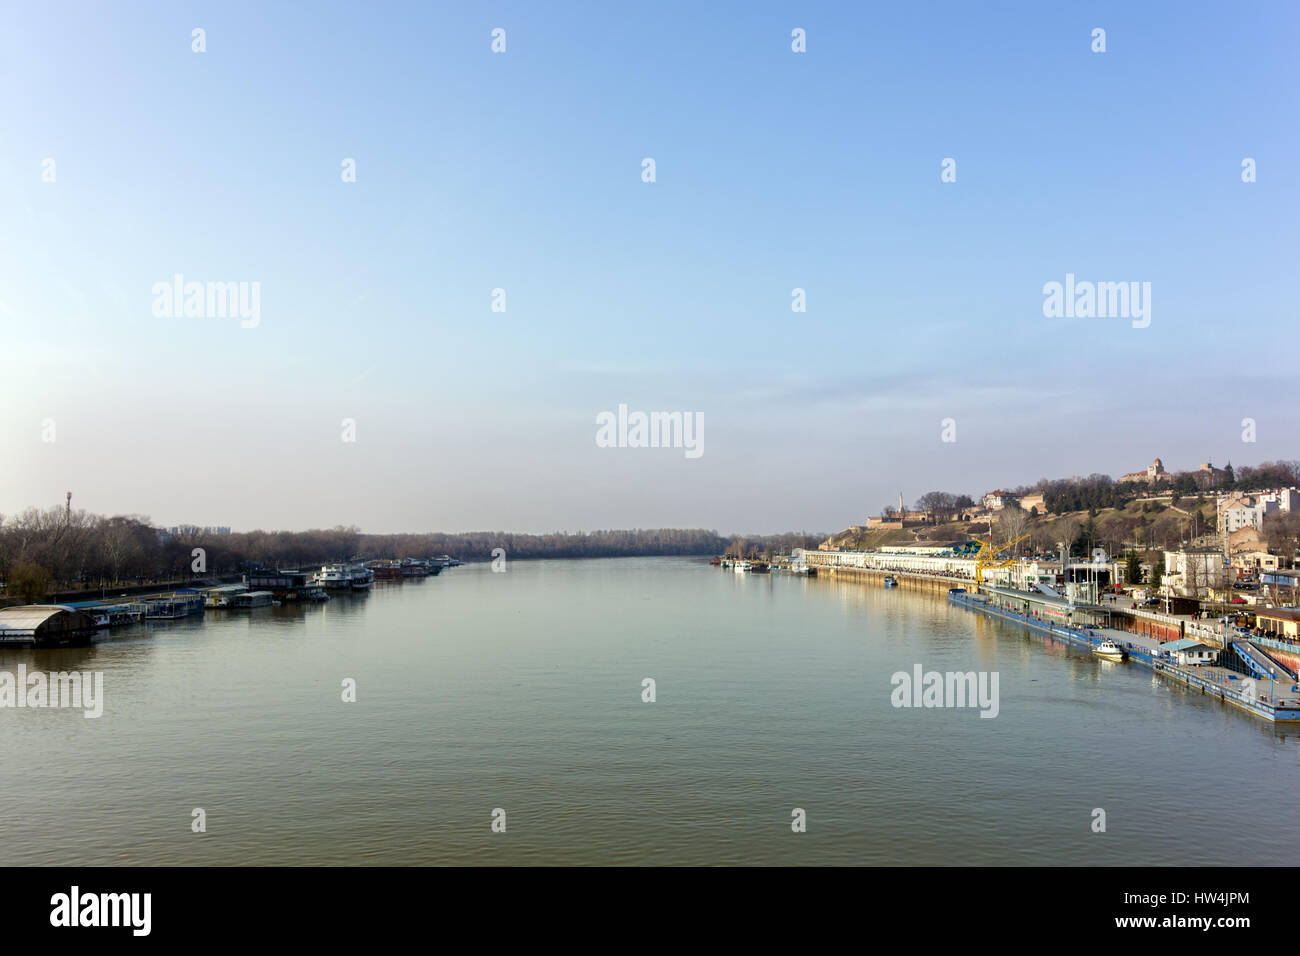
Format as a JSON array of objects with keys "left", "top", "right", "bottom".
[{"left": 1, "top": 2, "right": 1296, "bottom": 534}]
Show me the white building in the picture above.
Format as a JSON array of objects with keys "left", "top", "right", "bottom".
[
  {"left": 1218, "top": 489, "right": 1295, "bottom": 533},
  {"left": 981, "top": 490, "right": 1017, "bottom": 511},
  {"left": 1162, "top": 548, "right": 1229, "bottom": 598}
]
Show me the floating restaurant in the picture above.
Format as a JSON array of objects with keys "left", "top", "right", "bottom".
[{"left": 0, "top": 605, "right": 97, "bottom": 647}]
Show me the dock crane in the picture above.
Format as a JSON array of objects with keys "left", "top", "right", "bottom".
[{"left": 972, "top": 532, "right": 1033, "bottom": 588}]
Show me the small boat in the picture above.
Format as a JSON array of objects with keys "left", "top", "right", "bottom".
[
  {"left": 1093, "top": 640, "right": 1127, "bottom": 662},
  {"left": 303, "top": 588, "right": 331, "bottom": 602},
  {"left": 883, "top": 575, "right": 897, "bottom": 588},
  {"left": 749, "top": 562, "right": 771, "bottom": 574},
  {"left": 733, "top": 560, "right": 751, "bottom": 573},
  {"left": 709, "top": 556, "right": 722, "bottom": 566}
]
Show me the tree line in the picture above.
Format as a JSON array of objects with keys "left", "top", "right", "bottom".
[{"left": 0, "top": 506, "right": 824, "bottom": 597}]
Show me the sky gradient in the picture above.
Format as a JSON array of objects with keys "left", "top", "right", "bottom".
[{"left": 1, "top": 2, "right": 1297, "bottom": 534}]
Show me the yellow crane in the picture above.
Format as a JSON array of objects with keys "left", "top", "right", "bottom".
[{"left": 973, "top": 532, "right": 1033, "bottom": 588}]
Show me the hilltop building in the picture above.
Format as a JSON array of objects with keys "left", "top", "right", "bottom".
[
  {"left": 1120, "top": 458, "right": 1170, "bottom": 484},
  {"left": 1018, "top": 493, "right": 1048, "bottom": 515},
  {"left": 982, "top": 490, "right": 1017, "bottom": 511}
]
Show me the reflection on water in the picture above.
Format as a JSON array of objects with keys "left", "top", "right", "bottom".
[{"left": 0, "top": 557, "right": 1297, "bottom": 865}]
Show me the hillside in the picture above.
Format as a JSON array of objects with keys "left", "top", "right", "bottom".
[{"left": 824, "top": 496, "right": 1223, "bottom": 557}]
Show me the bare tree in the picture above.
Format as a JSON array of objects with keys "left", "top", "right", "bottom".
[{"left": 994, "top": 502, "right": 1032, "bottom": 549}]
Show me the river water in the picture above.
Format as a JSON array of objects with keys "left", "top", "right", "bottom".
[{"left": 2, "top": 557, "right": 1296, "bottom": 865}]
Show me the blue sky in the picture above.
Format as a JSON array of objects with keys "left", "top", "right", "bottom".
[{"left": 1, "top": 1, "right": 1296, "bottom": 534}]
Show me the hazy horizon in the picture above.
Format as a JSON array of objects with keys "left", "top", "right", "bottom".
[{"left": 3, "top": 2, "right": 1296, "bottom": 535}]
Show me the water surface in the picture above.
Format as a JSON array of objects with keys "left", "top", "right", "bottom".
[{"left": 2, "top": 557, "right": 1296, "bottom": 865}]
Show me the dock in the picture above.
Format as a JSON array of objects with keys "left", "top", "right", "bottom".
[{"left": 947, "top": 588, "right": 1300, "bottom": 722}]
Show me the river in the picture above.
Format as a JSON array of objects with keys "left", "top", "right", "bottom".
[{"left": 2, "top": 557, "right": 1296, "bottom": 865}]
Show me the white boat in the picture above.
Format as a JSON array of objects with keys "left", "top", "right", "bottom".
[
  {"left": 734, "top": 560, "right": 752, "bottom": 573},
  {"left": 1093, "top": 640, "right": 1126, "bottom": 662},
  {"left": 316, "top": 565, "right": 353, "bottom": 590}
]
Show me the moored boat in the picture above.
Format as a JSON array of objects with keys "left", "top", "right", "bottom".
[
  {"left": 205, "top": 584, "right": 248, "bottom": 608},
  {"left": 1093, "top": 640, "right": 1127, "bottom": 662},
  {"left": 316, "top": 565, "right": 353, "bottom": 590},
  {"left": 883, "top": 575, "right": 898, "bottom": 588},
  {"left": 400, "top": 558, "right": 429, "bottom": 578}
]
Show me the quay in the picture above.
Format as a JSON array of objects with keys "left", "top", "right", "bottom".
[
  {"left": 947, "top": 588, "right": 1300, "bottom": 722},
  {"left": 799, "top": 548, "right": 1300, "bottom": 723}
]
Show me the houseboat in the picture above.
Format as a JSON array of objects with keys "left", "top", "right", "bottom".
[
  {"left": 143, "top": 594, "right": 203, "bottom": 620},
  {"left": 750, "top": 561, "right": 771, "bottom": 574},
  {"left": 349, "top": 565, "right": 375, "bottom": 590},
  {"left": 247, "top": 569, "right": 313, "bottom": 601},
  {"left": 371, "top": 560, "right": 403, "bottom": 581},
  {"left": 205, "top": 584, "right": 248, "bottom": 608},
  {"left": 734, "top": 560, "right": 752, "bottom": 573},
  {"left": 400, "top": 558, "right": 428, "bottom": 578},
  {"left": 232, "top": 590, "right": 275, "bottom": 609},
  {"left": 316, "top": 565, "right": 353, "bottom": 590}
]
